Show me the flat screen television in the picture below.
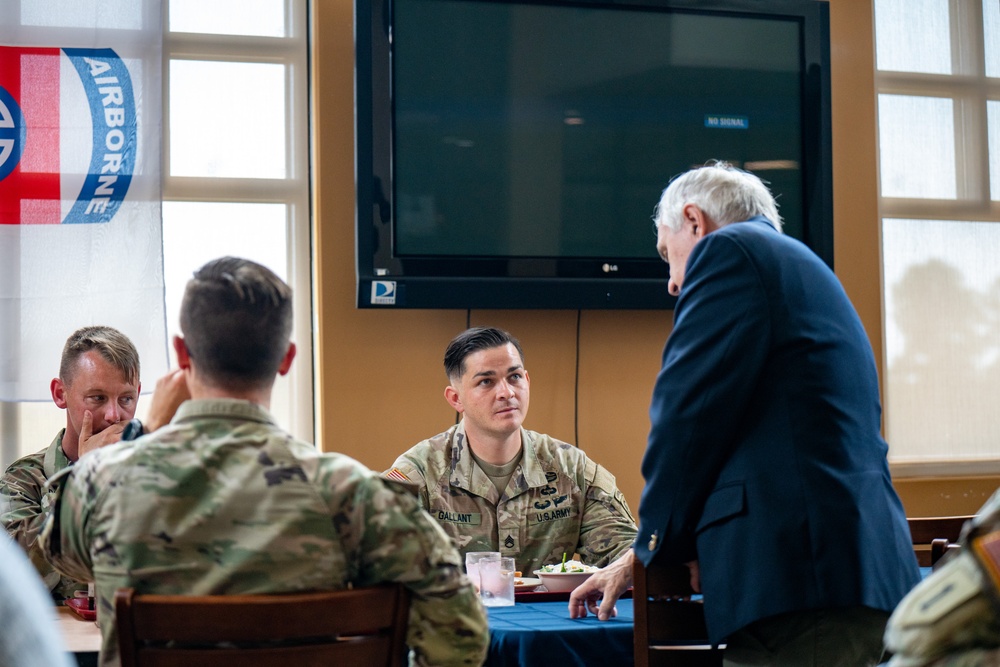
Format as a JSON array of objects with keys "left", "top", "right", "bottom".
[{"left": 355, "top": 0, "right": 832, "bottom": 309}]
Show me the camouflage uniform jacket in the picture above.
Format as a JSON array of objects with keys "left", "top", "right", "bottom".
[
  {"left": 885, "top": 488, "right": 1000, "bottom": 667},
  {"left": 386, "top": 421, "right": 637, "bottom": 574},
  {"left": 0, "top": 430, "right": 86, "bottom": 600},
  {"left": 40, "top": 399, "right": 488, "bottom": 667},
  {"left": 918, "top": 651, "right": 1000, "bottom": 667}
]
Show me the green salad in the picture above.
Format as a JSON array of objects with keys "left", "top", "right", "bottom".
[{"left": 537, "top": 560, "right": 598, "bottom": 574}]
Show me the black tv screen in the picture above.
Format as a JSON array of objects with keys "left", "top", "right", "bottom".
[{"left": 355, "top": 0, "right": 832, "bottom": 309}]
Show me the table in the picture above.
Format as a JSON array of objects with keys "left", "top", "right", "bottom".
[
  {"left": 487, "top": 598, "right": 633, "bottom": 667},
  {"left": 54, "top": 606, "right": 100, "bottom": 667}
]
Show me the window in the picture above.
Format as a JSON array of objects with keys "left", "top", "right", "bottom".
[
  {"left": 875, "top": 0, "right": 1000, "bottom": 473},
  {"left": 0, "top": 0, "right": 312, "bottom": 467},
  {"left": 162, "top": 0, "right": 312, "bottom": 440}
]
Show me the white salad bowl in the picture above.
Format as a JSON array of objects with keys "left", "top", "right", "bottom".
[{"left": 532, "top": 569, "right": 595, "bottom": 593}]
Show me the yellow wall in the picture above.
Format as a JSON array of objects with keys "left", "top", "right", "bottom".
[{"left": 311, "top": 0, "right": 995, "bottom": 518}]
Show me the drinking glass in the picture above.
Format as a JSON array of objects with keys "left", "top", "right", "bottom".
[
  {"left": 465, "top": 551, "right": 499, "bottom": 593},
  {"left": 478, "top": 555, "right": 515, "bottom": 607}
]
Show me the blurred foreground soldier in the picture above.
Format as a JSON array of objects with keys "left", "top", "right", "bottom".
[
  {"left": 42, "top": 257, "right": 487, "bottom": 667},
  {"left": 0, "top": 535, "right": 73, "bottom": 667},
  {"left": 386, "top": 326, "right": 636, "bottom": 575},
  {"left": 570, "top": 163, "right": 919, "bottom": 667},
  {"left": 885, "top": 491, "right": 1000, "bottom": 666}
]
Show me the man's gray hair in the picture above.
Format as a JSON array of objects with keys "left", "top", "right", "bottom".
[{"left": 653, "top": 161, "right": 783, "bottom": 233}]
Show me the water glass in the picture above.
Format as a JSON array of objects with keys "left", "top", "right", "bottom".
[
  {"left": 478, "top": 555, "right": 515, "bottom": 607},
  {"left": 465, "top": 551, "right": 499, "bottom": 593}
]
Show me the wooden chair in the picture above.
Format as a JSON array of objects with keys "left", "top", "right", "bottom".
[
  {"left": 115, "top": 585, "right": 410, "bottom": 667},
  {"left": 907, "top": 515, "right": 972, "bottom": 569},
  {"left": 633, "top": 558, "right": 724, "bottom": 667}
]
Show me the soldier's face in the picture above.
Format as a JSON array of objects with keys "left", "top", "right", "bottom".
[
  {"left": 51, "top": 350, "right": 139, "bottom": 449},
  {"left": 446, "top": 343, "right": 530, "bottom": 440}
]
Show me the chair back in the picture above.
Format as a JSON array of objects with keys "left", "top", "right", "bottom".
[
  {"left": 907, "top": 515, "right": 971, "bottom": 568},
  {"left": 633, "top": 558, "right": 724, "bottom": 667},
  {"left": 115, "top": 585, "right": 410, "bottom": 667}
]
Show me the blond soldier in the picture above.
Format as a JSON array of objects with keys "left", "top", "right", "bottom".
[
  {"left": 42, "top": 257, "right": 487, "bottom": 667},
  {"left": 386, "top": 326, "right": 636, "bottom": 575},
  {"left": 0, "top": 326, "right": 142, "bottom": 600}
]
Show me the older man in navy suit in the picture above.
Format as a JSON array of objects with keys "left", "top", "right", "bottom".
[{"left": 570, "top": 163, "right": 920, "bottom": 666}]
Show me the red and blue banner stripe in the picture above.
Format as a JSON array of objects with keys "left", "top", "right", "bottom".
[{"left": 0, "top": 46, "right": 136, "bottom": 225}]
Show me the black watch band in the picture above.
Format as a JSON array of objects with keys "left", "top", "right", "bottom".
[{"left": 121, "top": 418, "right": 144, "bottom": 441}]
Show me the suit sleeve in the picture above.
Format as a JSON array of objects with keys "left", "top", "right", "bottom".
[{"left": 639, "top": 232, "right": 772, "bottom": 564}]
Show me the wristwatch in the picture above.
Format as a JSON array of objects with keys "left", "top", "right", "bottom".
[{"left": 121, "top": 418, "right": 144, "bottom": 441}]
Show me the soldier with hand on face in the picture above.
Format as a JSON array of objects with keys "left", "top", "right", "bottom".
[{"left": 0, "top": 326, "right": 187, "bottom": 601}]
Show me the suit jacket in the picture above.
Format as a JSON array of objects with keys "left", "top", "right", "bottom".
[{"left": 635, "top": 217, "right": 920, "bottom": 643}]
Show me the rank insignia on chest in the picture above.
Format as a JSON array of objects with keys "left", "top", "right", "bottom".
[{"left": 504, "top": 535, "right": 515, "bottom": 549}]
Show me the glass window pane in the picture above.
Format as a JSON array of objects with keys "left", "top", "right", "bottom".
[
  {"left": 882, "top": 218, "right": 1000, "bottom": 463},
  {"left": 9, "top": 201, "right": 292, "bottom": 461},
  {"left": 987, "top": 0, "right": 1000, "bottom": 78},
  {"left": 878, "top": 94, "right": 956, "bottom": 199},
  {"left": 169, "top": 0, "right": 285, "bottom": 37},
  {"left": 161, "top": 201, "right": 292, "bottom": 428},
  {"left": 169, "top": 60, "right": 286, "bottom": 178},
  {"left": 14, "top": 400, "right": 69, "bottom": 461},
  {"left": 161, "top": 201, "right": 288, "bottom": 337},
  {"left": 990, "top": 101, "right": 1000, "bottom": 199},
  {"left": 874, "top": 0, "right": 952, "bottom": 74}
]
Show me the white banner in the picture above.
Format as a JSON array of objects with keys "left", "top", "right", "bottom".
[{"left": 0, "top": 1, "right": 167, "bottom": 401}]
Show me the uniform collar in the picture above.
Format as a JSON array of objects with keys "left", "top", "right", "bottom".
[
  {"left": 45, "top": 429, "right": 73, "bottom": 477},
  {"left": 449, "top": 421, "right": 549, "bottom": 498}
]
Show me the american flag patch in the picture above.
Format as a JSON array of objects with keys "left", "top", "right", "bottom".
[
  {"left": 973, "top": 530, "right": 1000, "bottom": 591},
  {"left": 385, "top": 467, "right": 410, "bottom": 483}
]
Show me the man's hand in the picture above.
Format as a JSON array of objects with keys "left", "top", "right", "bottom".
[
  {"left": 568, "top": 548, "right": 635, "bottom": 621},
  {"left": 77, "top": 411, "right": 126, "bottom": 458},
  {"left": 143, "top": 369, "right": 190, "bottom": 433}
]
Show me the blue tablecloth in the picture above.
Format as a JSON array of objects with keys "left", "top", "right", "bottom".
[
  {"left": 487, "top": 599, "right": 633, "bottom": 667},
  {"left": 487, "top": 570, "right": 932, "bottom": 666}
]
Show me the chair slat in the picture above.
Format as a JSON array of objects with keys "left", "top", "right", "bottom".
[
  {"left": 116, "top": 585, "right": 409, "bottom": 667},
  {"left": 633, "top": 559, "right": 723, "bottom": 667},
  {"left": 126, "top": 587, "right": 401, "bottom": 642},
  {"left": 908, "top": 515, "right": 971, "bottom": 568},
  {"left": 141, "top": 639, "right": 390, "bottom": 667}
]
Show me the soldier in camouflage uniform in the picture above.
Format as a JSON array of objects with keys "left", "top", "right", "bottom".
[
  {"left": 41, "top": 257, "right": 487, "bottom": 667},
  {"left": 0, "top": 325, "right": 143, "bottom": 601},
  {"left": 386, "top": 327, "right": 636, "bottom": 575},
  {"left": 885, "top": 490, "right": 1000, "bottom": 666}
]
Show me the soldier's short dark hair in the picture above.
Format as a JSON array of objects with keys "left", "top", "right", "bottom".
[
  {"left": 60, "top": 326, "right": 140, "bottom": 387},
  {"left": 179, "top": 256, "right": 292, "bottom": 391},
  {"left": 443, "top": 327, "right": 524, "bottom": 381}
]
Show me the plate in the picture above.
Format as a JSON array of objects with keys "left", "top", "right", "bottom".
[{"left": 514, "top": 577, "right": 542, "bottom": 592}]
